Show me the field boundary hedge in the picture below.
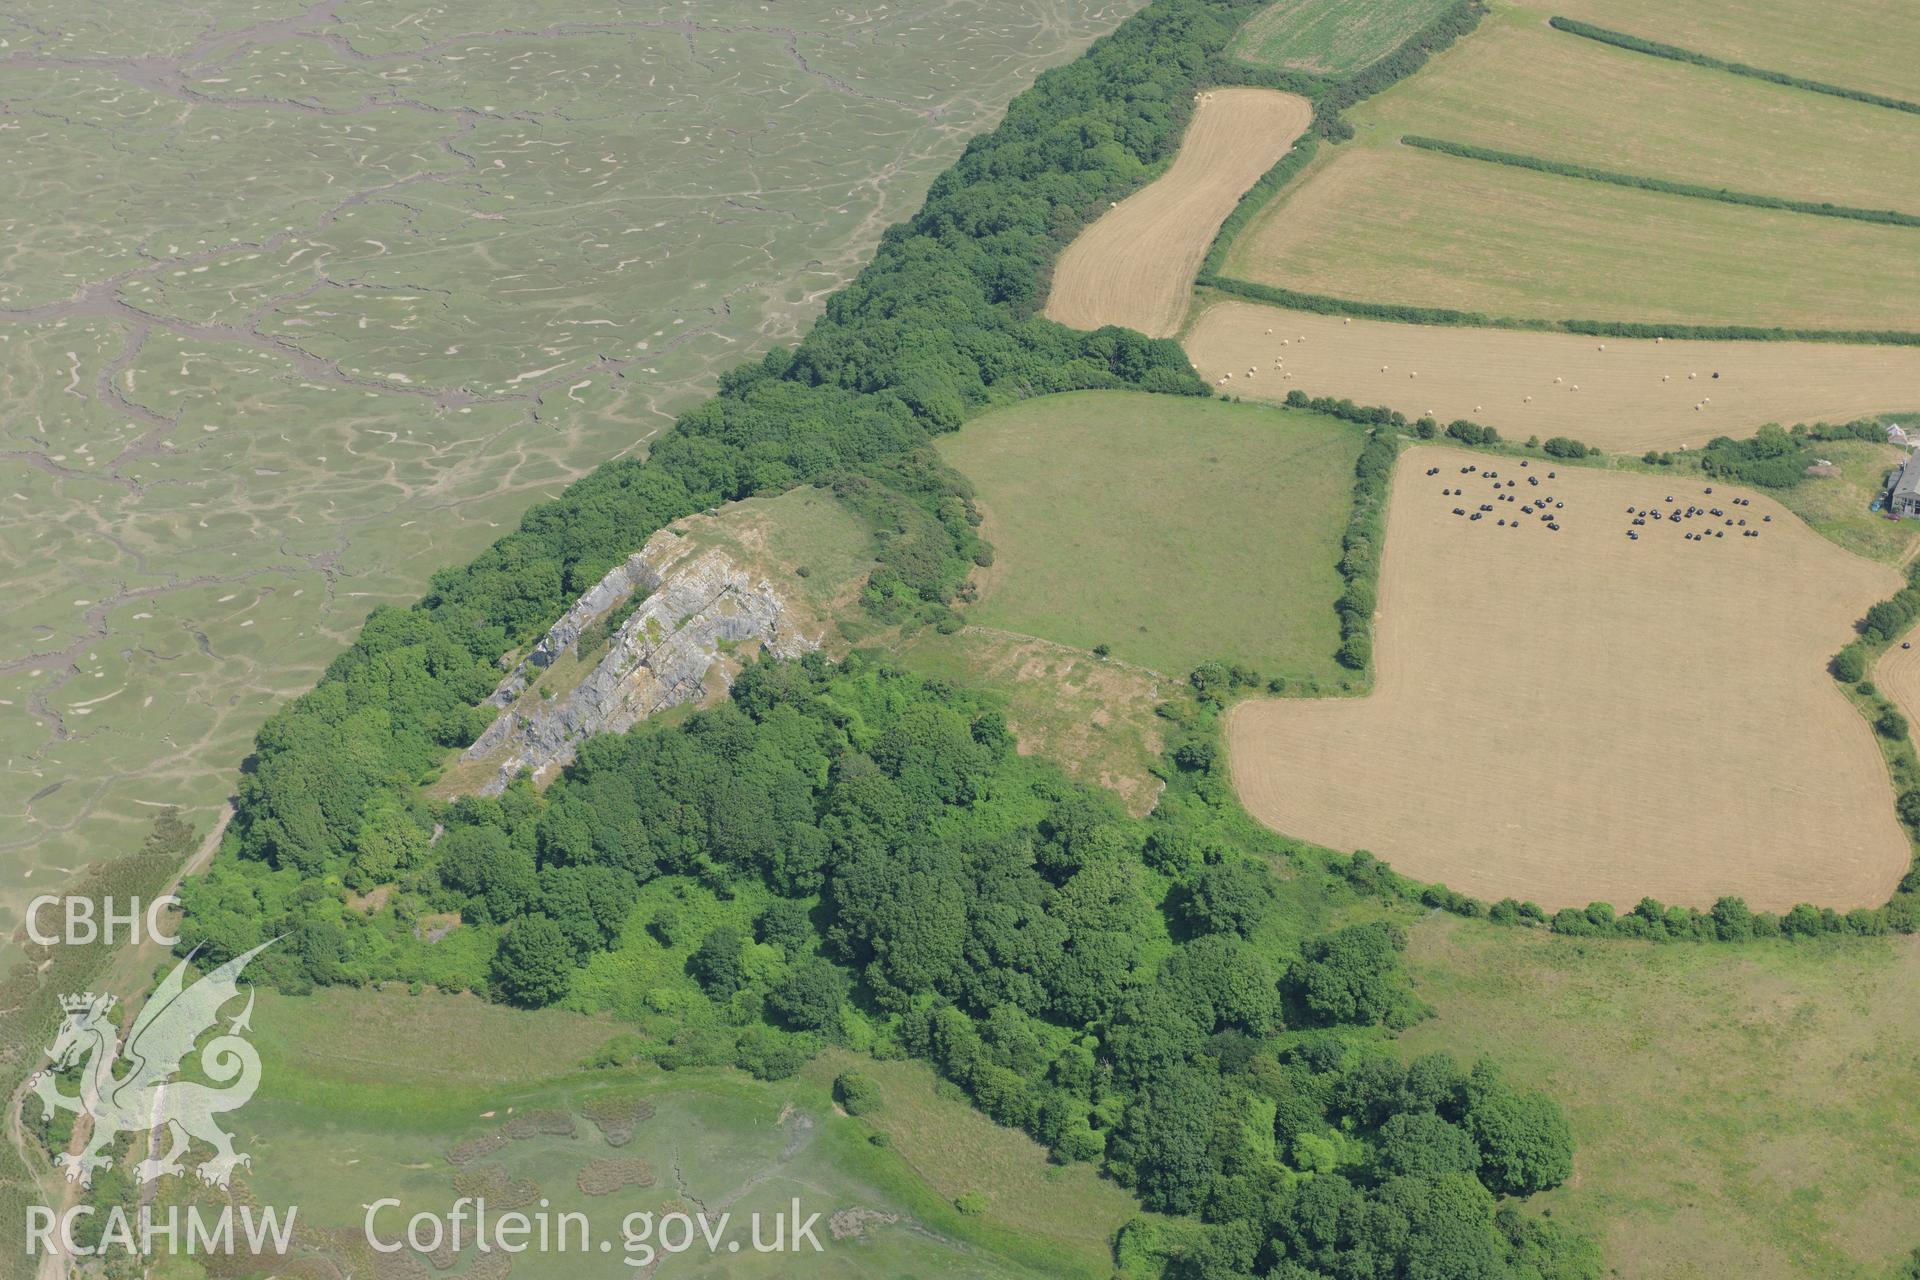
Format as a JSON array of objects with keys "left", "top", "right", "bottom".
[
  {"left": 1198, "top": 135, "right": 1320, "bottom": 280},
  {"left": 1196, "top": 275, "right": 1920, "bottom": 345},
  {"left": 1199, "top": 0, "right": 1485, "bottom": 275},
  {"left": 1548, "top": 16, "right": 1920, "bottom": 117},
  {"left": 1400, "top": 134, "right": 1920, "bottom": 228}
]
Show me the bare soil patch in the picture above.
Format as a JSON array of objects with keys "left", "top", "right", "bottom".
[
  {"left": 1044, "top": 88, "right": 1311, "bottom": 337},
  {"left": 1187, "top": 300, "right": 1920, "bottom": 453},
  {"left": 897, "top": 624, "right": 1167, "bottom": 815},
  {"left": 1227, "top": 444, "right": 1909, "bottom": 909}
]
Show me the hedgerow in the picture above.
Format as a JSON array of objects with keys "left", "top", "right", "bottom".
[
  {"left": 1548, "top": 17, "right": 1920, "bottom": 117},
  {"left": 1401, "top": 134, "right": 1920, "bottom": 228},
  {"left": 1203, "top": 275, "right": 1920, "bottom": 344}
]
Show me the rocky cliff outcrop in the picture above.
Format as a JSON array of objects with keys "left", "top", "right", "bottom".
[{"left": 462, "top": 529, "right": 818, "bottom": 793}]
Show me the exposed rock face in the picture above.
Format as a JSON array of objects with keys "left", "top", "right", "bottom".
[{"left": 462, "top": 529, "right": 817, "bottom": 793}]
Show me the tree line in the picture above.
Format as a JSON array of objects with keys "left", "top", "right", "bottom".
[
  {"left": 1207, "top": 276, "right": 1920, "bottom": 346},
  {"left": 1547, "top": 17, "right": 1920, "bottom": 117},
  {"left": 1401, "top": 135, "right": 1920, "bottom": 229}
]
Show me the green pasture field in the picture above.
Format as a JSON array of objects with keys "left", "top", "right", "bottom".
[
  {"left": 1348, "top": 5, "right": 1920, "bottom": 213},
  {"left": 1398, "top": 916, "right": 1920, "bottom": 1280},
  {"left": 1770, "top": 439, "right": 1920, "bottom": 564},
  {"left": 228, "top": 986, "right": 1119, "bottom": 1279},
  {"left": 1225, "top": 144, "right": 1920, "bottom": 330},
  {"left": 935, "top": 390, "right": 1363, "bottom": 681},
  {"left": 0, "top": 0, "right": 1138, "bottom": 942},
  {"left": 1543, "top": 0, "right": 1920, "bottom": 104},
  {"left": 1227, "top": 0, "right": 1460, "bottom": 74}
]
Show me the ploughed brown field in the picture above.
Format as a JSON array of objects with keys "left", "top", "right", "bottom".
[
  {"left": 1185, "top": 299, "right": 1920, "bottom": 454},
  {"left": 1227, "top": 444, "right": 1910, "bottom": 910},
  {"left": 1043, "top": 87, "right": 1311, "bottom": 337}
]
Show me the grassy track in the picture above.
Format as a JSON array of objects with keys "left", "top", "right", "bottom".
[
  {"left": 1226, "top": 145, "right": 1920, "bottom": 330},
  {"left": 936, "top": 390, "right": 1363, "bottom": 681},
  {"left": 1228, "top": 0, "right": 1460, "bottom": 73},
  {"left": 1399, "top": 916, "right": 1920, "bottom": 1279}
]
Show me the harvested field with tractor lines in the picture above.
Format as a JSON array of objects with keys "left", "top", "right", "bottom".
[
  {"left": 1185, "top": 299, "right": 1920, "bottom": 453},
  {"left": 1227, "top": 444, "right": 1910, "bottom": 910},
  {"left": 1044, "top": 86, "right": 1311, "bottom": 337},
  {"left": 1874, "top": 628, "right": 1920, "bottom": 754}
]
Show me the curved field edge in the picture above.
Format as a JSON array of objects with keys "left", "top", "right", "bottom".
[
  {"left": 1199, "top": 275, "right": 1920, "bottom": 345},
  {"left": 1397, "top": 134, "right": 1920, "bottom": 228},
  {"left": 1223, "top": 443, "right": 1914, "bottom": 912},
  {"left": 1546, "top": 15, "right": 1920, "bottom": 116},
  {"left": 1350, "top": 10, "right": 1920, "bottom": 217},
  {"left": 1540, "top": 0, "right": 1920, "bottom": 107},
  {"left": 1042, "top": 87, "right": 1312, "bottom": 337}
]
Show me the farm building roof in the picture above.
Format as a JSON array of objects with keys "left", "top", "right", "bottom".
[{"left": 1894, "top": 451, "right": 1920, "bottom": 502}]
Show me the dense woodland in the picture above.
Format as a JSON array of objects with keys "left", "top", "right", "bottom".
[{"left": 184, "top": 655, "right": 1589, "bottom": 1278}]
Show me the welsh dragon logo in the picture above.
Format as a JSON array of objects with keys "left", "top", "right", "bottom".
[{"left": 27, "top": 942, "right": 272, "bottom": 1189}]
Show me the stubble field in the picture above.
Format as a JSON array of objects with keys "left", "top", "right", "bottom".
[
  {"left": 1185, "top": 299, "right": 1920, "bottom": 453},
  {"left": 1043, "top": 86, "right": 1311, "bottom": 337},
  {"left": 1227, "top": 444, "right": 1910, "bottom": 910}
]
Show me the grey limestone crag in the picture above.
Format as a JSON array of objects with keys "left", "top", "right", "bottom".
[{"left": 462, "top": 529, "right": 815, "bottom": 793}]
